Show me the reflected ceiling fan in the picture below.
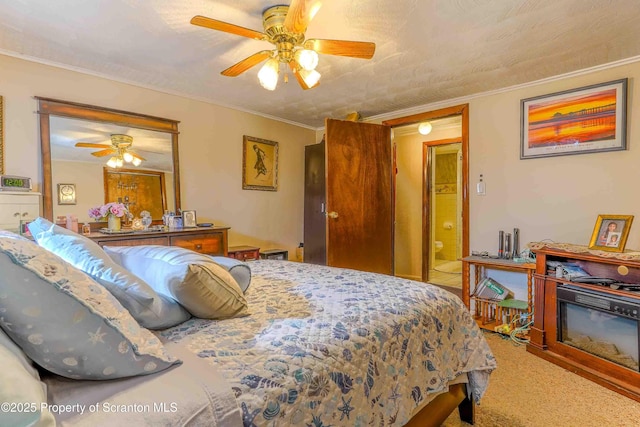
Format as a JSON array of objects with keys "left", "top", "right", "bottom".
[
  {"left": 191, "top": 0, "right": 375, "bottom": 90},
  {"left": 75, "top": 134, "right": 145, "bottom": 168}
]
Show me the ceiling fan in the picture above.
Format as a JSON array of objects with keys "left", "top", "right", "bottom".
[
  {"left": 191, "top": 0, "right": 376, "bottom": 90},
  {"left": 74, "top": 134, "right": 145, "bottom": 168}
]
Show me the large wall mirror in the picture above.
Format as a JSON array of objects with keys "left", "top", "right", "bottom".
[{"left": 36, "top": 97, "right": 180, "bottom": 223}]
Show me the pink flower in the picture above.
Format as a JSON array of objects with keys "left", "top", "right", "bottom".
[
  {"left": 88, "top": 203, "right": 129, "bottom": 220},
  {"left": 88, "top": 207, "right": 102, "bottom": 220},
  {"left": 109, "top": 204, "right": 126, "bottom": 217}
]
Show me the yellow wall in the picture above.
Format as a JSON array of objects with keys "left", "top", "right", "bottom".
[
  {"left": 466, "top": 62, "right": 639, "bottom": 253},
  {"left": 0, "top": 54, "right": 316, "bottom": 257},
  {"left": 433, "top": 151, "right": 458, "bottom": 262},
  {"left": 4, "top": 52, "right": 640, "bottom": 265},
  {"left": 387, "top": 60, "right": 640, "bottom": 266},
  {"left": 394, "top": 127, "right": 461, "bottom": 280}
]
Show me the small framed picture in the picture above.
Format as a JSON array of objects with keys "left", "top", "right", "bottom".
[
  {"left": 182, "top": 210, "right": 197, "bottom": 228},
  {"left": 57, "top": 183, "right": 77, "bottom": 205},
  {"left": 588, "top": 214, "right": 634, "bottom": 252},
  {"left": 20, "top": 219, "right": 33, "bottom": 238}
]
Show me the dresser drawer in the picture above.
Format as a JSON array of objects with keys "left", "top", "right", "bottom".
[
  {"left": 98, "top": 236, "right": 169, "bottom": 247},
  {"left": 228, "top": 245, "right": 260, "bottom": 261},
  {"left": 170, "top": 233, "right": 224, "bottom": 255}
]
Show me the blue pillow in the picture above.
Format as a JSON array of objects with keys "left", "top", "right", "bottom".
[
  {"left": 28, "top": 217, "right": 190, "bottom": 329},
  {"left": 210, "top": 256, "right": 252, "bottom": 292},
  {"left": 0, "top": 231, "right": 180, "bottom": 380}
]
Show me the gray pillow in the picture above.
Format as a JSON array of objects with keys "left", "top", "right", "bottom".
[
  {"left": 210, "top": 256, "right": 252, "bottom": 292},
  {"left": 28, "top": 217, "right": 190, "bottom": 329},
  {"left": 0, "top": 231, "right": 180, "bottom": 380},
  {"left": 104, "top": 245, "right": 248, "bottom": 319}
]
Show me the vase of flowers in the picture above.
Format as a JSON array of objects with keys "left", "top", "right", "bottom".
[{"left": 88, "top": 202, "right": 129, "bottom": 231}]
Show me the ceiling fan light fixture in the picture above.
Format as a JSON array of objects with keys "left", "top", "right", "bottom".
[
  {"left": 418, "top": 121, "right": 433, "bottom": 135},
  {"left": 258, "top": 57, "right": 280, "bottom": 90},
  {"left": 115, "top": 157, "right": 124, "bottom": 168},
  {"left": 300, "top": 68, "right": 321, "bottom": 88},
  {"left": 131, "top": 157, "right": 142, "bottom": 167},
  {"left": 295, "top": 49, "right": 319, "bottom": 71},
  {"left": 107, "top": 157, "right": 118, "bottom": 168},
  {"left": 123, "top": 152, "right": 134, "bottom": 163}
]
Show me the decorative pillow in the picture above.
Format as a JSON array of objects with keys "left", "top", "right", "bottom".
[
  {"left": 104, "top": 245, "right": 248, "bottom": 319},
  {"left": 28, "top": 217, "right": 190, "bottom": 329},
  {"left": 210, "top": 256, "right": 252, "bottom": 293},
  {"left": 0, "top": 231, "right": 181, "bottom": 380},
  {"left": 0, "top": 328, "right": 55, "bottom": 427}
]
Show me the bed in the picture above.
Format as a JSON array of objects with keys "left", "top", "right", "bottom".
[{"left": 0, "top": 225, "right": 496, "bottom": 427}]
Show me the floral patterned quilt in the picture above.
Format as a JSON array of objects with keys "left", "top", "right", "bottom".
[{"left": 159, "top": 261, "right": 496, "bottom": 427}]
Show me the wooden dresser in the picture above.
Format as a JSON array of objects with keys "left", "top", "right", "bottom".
[{"left": 87, "top": 226, "right": 229, "bottom": 256}]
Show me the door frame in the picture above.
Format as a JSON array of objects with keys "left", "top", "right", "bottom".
[{"left": 382, "top": 104, "right": 469, "bottom": 282}]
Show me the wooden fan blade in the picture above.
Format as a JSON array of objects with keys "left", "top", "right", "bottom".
[
  {"left": 90, "top": 148, "right": 116, "bottom": 157},
  {"left": 190, "top": 15, "right": 267, "bottom": 41},
  {"left": 131, "top": 152, "right": 146, "bottom": 162},
  {"left": 304, "top": 39, "right": 375, "bottom": 59},
  {"left": 284, "top": 0, "right": 322, "bottom": 34},
  {"left": 222, "top": 50, "right": 272, "bottom": 77},
  {"left": 288, "top": 62, "right": 319, "bottom": 90},
  {"left": 75, "top": 142, "right": 112, "bottom": 149}
]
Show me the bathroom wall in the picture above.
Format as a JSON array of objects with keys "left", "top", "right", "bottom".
[
  {"left": 394, "top": 124, "right": 461, "bottom": 280},
  {"left": 434, "top": 151, "right": 458, "bottom": 261}
]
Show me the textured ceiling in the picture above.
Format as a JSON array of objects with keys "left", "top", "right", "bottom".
[{"left": 2, "top": 0, "right": 640, "bottom": 129}]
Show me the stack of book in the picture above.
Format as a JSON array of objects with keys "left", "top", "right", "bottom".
[{"left": 471, "top": 277, "right": 514, "bottom": 301}]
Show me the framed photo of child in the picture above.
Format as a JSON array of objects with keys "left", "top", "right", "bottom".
[{"left": 588, "top": 214, "right": 633, "bottom": 252}]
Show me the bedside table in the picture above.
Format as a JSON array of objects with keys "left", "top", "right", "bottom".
[
  {"left": 260, "top": 249, "right": 288, "bottom": 260},
  {"left": 227, "top": 245, "right": 260, "bottom": 261}
]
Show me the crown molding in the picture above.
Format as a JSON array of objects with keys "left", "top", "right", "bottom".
[{"left": 364, "top": 55, "right": 640, "bottom": 126}]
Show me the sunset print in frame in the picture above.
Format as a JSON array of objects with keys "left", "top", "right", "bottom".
[{"left": 520, "top": 79, "right": 627, "bottom": 159}]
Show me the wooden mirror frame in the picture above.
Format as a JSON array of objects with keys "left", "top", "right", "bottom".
[{"left": 35, "top": 97, "right": 181, "bottom": 221}]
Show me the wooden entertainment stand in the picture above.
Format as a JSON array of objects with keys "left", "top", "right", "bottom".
[{"left": 528, "top": 242, "right": 640, "bottom": 402}]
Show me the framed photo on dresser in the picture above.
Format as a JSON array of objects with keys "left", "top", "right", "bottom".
[
  {"left": 588, "top": 214, "right": 633, "bottom": 252},
  {"left": 182, "top": 210, "right": 197, "bottom": 228}
]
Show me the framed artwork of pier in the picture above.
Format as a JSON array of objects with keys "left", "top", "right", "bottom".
[{"left": 520, "top": 78, "right": 627, "bottom": 159}]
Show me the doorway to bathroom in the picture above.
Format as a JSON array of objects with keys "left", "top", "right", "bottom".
[
  {"left": 425, "top": 140, "right": 463, "bottom": 288},
  {"left": 385, "top": 104, "right": 467, "bottom": 289}
]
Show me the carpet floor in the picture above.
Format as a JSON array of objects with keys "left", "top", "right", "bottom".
[{"left": 441, "top": 331, "right": 640, "bottom": 426}]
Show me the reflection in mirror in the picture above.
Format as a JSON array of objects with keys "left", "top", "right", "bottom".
[
  {"left": 103, "top": 168, "right": 169, "bottom": 220},
  {"left": 50, "top": 117, "right": 174, "bottom": 222},
  {"left": 36, "top": 97, "right": 180, "bottom": 224}
]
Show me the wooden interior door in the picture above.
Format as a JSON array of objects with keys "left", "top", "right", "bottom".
[{"left": 325, "top": 119, "right": 393, "bottom": 274}]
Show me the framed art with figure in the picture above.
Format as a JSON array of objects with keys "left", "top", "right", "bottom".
[
  {"left": 242, "top": 135, "right": 278, "bottom": 191},
  {"left": 588, "top": 214, "right": 634, "bottom": 252},
  {"left": 520, "top": 79, "right": 627, "bottom": 159}
]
